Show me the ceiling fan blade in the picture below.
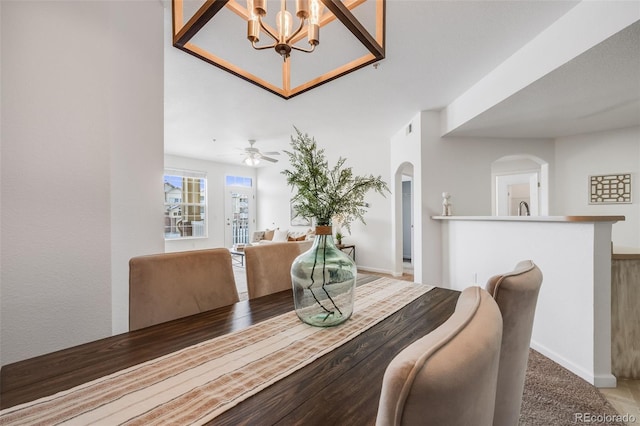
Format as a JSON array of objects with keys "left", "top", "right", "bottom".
[
  {"left": 262, "top": 151, "right": 280, "bottom": 155},
  {"left": 261, "top": 156, "right": 279, "bottom": 163}
]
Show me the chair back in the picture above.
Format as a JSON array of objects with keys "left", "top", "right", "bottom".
[
  {"left": 129, "top": 248, "right": 239, "bottom": 331},
  {"left": 485, "top": 260, "right": 543, "bottom": 426},
  {"left": 244, "top": 241, "right": 311, "bottom": 299},
  {"left": 376, "top": 286, "right": 503, "bottom": 426}
]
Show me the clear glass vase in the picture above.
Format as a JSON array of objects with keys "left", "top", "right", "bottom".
[{"left": 291, "top": 225, "right": 357, "bottom": 327}]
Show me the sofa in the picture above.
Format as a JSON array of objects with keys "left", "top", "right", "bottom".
[{"left": 250, "top": 228, "right": 314, "bottom": 244}]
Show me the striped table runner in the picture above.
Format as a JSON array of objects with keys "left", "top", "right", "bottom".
[{"left": 0, "top": 277, "right": 433, "bottom": 425}]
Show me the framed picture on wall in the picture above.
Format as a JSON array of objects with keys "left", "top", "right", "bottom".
[
  {"left": 290, "top": 203, "right": 311, "bottom": 226},
  {"left": 589, "top": 173, "right": 632, "bottom": 204}
]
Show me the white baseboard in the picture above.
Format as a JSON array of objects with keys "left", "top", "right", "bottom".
[
  {"left": 357, "top": 266, "right": 400, "bottom": 277},
  {"left": 530, "top": 341, "right": 617, "bottom": 388},
  {"left": 593, "top": 374, "right": 617, "bottom": 388}
]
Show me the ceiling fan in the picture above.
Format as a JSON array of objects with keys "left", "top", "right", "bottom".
[{"left": 242, "top": 140, "right": 279, "bottom": 166}]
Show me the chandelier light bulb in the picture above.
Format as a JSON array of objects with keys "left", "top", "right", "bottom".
[
  {"left": 277, "top": 9, "right": 293, "bottom": 39},
  {"left": 309, "top": 0, "right": 323, "bottom": 25},
  {"left": 308, "top": 0, "right": 321, "bottom": 46}
]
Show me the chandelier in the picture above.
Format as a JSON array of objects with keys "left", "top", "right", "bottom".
[{"left": 172, "top": 0, "right": 385, "bottom": 99}]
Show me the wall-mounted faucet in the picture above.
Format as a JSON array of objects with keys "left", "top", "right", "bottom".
[{"left": 518, "top": 201, "right": 530, "bottom": 216}]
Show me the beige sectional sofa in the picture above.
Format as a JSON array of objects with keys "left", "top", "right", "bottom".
[{"left": 250, "top": 228, "right": 314, "bottom": 244}]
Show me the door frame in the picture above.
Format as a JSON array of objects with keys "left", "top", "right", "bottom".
[{"left": 224, "top": 187, "right": 255, "bottom": 248}]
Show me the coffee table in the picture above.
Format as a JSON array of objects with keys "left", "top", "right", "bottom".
[{"left": 229, "top": 248, "right": 245, "bottom": 266}]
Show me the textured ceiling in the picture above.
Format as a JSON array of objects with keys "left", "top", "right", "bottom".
[{"left": 448, "top": 20, "right": 640, "bottom": 138}]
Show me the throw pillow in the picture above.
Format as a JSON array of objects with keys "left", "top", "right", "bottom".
[
  {"left": 264, "top": 229, "right": 275, "bottom": 240},
  {"left": 287, "top": 232, "right": 307, "bottom": 241},
  {"left": 272, "top": 229, "right": 289, "bottom": 242},
  {"left": 251, "top": 231, "right": 265, "bottom": 243}
]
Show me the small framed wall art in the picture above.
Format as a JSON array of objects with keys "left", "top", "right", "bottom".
[{"left": 589, "top": 173, "right": 632, "bottom": 204}]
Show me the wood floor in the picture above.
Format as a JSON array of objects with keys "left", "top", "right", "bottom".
[{"left": 600, "top": 379, "right": 640, "bottom": 424}]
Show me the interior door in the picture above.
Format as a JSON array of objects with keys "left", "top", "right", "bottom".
[{"left": 402, "top": 179, "right": 412, "bottom": 261}]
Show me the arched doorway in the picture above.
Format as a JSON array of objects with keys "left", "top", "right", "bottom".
[{"left": 393, "top": 162, "right": 416, "bottom": 279}]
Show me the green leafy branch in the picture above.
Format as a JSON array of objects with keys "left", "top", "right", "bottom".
[{"left": 282, "top": 127, "right": 389, "bottom": 232}]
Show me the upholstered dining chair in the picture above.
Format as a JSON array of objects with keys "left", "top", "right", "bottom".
[
  {"left": 485, "top": 260, "right": 543, "bottom": 426},
  {"left": 244, "top": 241, "right": 312, "bottom": 299},
  {"left": 376, "top": 286, "right": 503, "bottom": 426},
  {"left": 129, "top": 248, "right": 239, "bottom": 331}
]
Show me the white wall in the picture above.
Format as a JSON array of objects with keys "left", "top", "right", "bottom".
[
  {"left": 255, "top": 163, "right": 296, "bottom": 233},
  {"left": 0, "top": 1, "right": 164, "bottom": 365},
  {"left": 555, "top": 126, "right": 640, "bottom": 248},
  {"left": 164, "top": 155, "right": 257, "bottom": 252},
  {"left": 109, "top": 2, "right": 166, "bottom": 336}
]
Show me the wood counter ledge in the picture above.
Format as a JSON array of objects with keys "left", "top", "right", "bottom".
[{"left": 432, "top": 215, "right": 625, "bottom": 223}]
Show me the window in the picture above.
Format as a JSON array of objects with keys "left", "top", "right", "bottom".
[
  {"left": 164, "top": 169, "right": 207, "bottom": 239},
  {"left": 225, "top": 175, "right": 252, "bottom": 188}
]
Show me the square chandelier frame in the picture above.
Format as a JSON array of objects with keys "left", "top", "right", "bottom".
[{"left": 172, "top": 0, "right": 385, "bottom": 99}]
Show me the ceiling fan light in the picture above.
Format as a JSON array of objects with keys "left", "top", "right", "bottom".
[{"left": 244, "top": 156, "right": 260, "bottom": 166}]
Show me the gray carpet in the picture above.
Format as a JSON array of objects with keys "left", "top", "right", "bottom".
[{"left": 520, "top": 349, "right": 625, "bottom": 425}]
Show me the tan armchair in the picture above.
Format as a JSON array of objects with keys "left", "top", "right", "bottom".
[
  {"left": 485, "top": 260, "right": 543, "bottom": 426},
  {"left": 376, "top": 286, "right": 503, "bottom": 426},
  {"left": 244, "top": 241, "right": 311, "bottom": 299},
  {"left": 129, "top": 248, "right": 239, "bottom": 331}
]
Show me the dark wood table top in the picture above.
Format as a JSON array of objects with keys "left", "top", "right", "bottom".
[{"left": 0, "top": 275, "right": 459, "bottom": 424}]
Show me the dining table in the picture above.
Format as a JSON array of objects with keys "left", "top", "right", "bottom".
[{"left": 0, "top": 274, "right": 460, "bottom": 425}]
